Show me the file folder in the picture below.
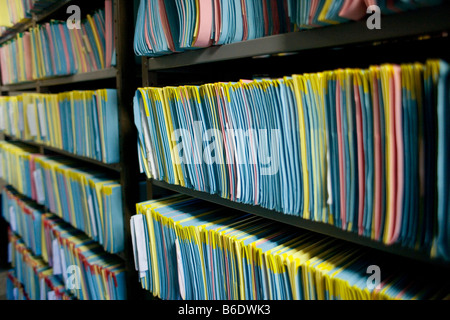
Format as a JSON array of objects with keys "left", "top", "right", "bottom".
[
  {"left": 133, "top": 59, "right": 450, "bottom": 261},
  {"left": 132, "top": 195, "right": 450, "bottom": 300}
]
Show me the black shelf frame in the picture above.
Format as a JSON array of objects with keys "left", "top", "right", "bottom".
[
  {"left": 4, "top": 134, "right": 121, "bottom": 173},
  {"left": 143, "top": 3, "right": 450, "bottom": 272},
  {"left": 0, "top": 182, "right": 125, "bottom": 261},
  {"left": 151, "top": 179, "right": 449, "bottom": 268},
  {"left": 146, "top": 3, "right": 450, "bottom": 71},
  {"left": 0, "top": 0, "right": 73, "bottom": 45},
  {"left": 0, "top": 68, "right": 117, "bottom": 93},
  {"left": 0, "top": 0, "right": 143, "bottom": 299}
]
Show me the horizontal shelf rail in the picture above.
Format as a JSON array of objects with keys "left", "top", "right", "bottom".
[
  {"left": 147, "top": 3, "right": 450, "bottom": 71},
  {"left": 151, "top": 179, "right": 450, "bottom": 268},
  {"left": 4, "top": 134, "right": 121, "bottom": 173},
  {"left": 0, "top": 68, "right": 117, "bottom": 93},
  {"left": 0, "top": 181, "right": 125, "bottom": 261}
]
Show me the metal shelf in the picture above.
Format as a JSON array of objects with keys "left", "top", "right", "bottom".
[
  {"left": 0, "top": 19, "right": 33, "bottom": 45},
  {"left": 1, "top": 182, "right": 125, "bottom": 261},
  {"left": 147, "top": 3, "right": 450, "bottom": 71},
  {"left": 38, "top": 68, "right": 117, "bottom": 88},
  {"left": 151, "top": 179, "right": 450, "bottom": 268},
  {"left": 0, "top": 81, "right": 36, "bottom": 92},
  {"left": 33, "top": 0, "right": 73, "bottom": 23},
  {"left": 0, "top": 68, "right": 117, "bottom": 93},
  {"left": 4, "top": 134, "right": 121, "bottom": 173}
]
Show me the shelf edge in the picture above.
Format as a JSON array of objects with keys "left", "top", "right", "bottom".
[{"left": 151, "top": 179, "right": 450, "bottom": 268}]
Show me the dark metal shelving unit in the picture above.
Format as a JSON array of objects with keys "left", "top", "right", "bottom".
[
  {"left": 0, "top": 0, "right": 73, "bottom": 45},
  {"left": 0, "top": 68, "right": 117, "bottom": 93},
  {"left": 0, "top": 0, "right": 145, "bottom": 299},
  {"left": 147, "top": 3, "right": 450, "bottom": 71},
  {"left": 143, "top": 3, "right": 450, "bottom": 272},
  {"left": 1, "top": 182, "right": 125, "bottom": 261},
  {"left": 3, "top": 134, "right": 121, "bottom": 173},
  {"left": 151, "top": 179, "right": 449, "bottom": 268}
]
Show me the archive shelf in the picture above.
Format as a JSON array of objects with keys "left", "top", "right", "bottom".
[
  {"left": 151, "top": 179, "right": 449, "bottom": 269},
  {"left": 143, "top": 1, "right": 450, "bottom": 274},
  {"left": 0, "top": 68, "right": 117, "bottom": 93},
  {"left": 0, "top": 182, "right": 125, "bottom": 261},
  {"left": 3, "top": 134, "right": 121, "bottom": 174},
  {"left": 0, "top": 0, "right": 73, "bottom": 46},
  {"left": 0, "top": 0, "right": 143, "bottom": 299},
  {"left": 145, "top": 3, "right": 450, "bottom": 71}
]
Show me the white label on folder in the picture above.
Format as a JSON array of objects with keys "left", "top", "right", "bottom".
[
  {"left": 0, "top": 105, "right": 5, "bottom": 130},
  {"left": 40, "top": 278, "right": 46, "bottom": 300},
  {"left": 9, "top": 206, "right": 17, "bottom": 232},
  {"left": 37, "top": 103, "right": 47, "bottom": 138},
  {"left": 26, "top": 104, "right": 38, "bottom": 137},
  {"left": 138, "top": 149, "right": 144, "bottom": 174},
  {"left": 52, "top": 239, "right": 62, "bottom": 275},
  {"left": 87, "top": 195, "right": 98, "bottom": 237},
  {"left": 9, "top": 106, "right": 15, "bottom": 136},
  {"left": 133, "top": 215, "right": 149, "bottom": 273},
  {"left": 130, "top": 216, "right": 138, "bottom": 271},
  {"left": 13, "top": 287, "right": 18, "bottom": 300},
  {"left": 327, "top": 150, "right": 332, "bottom": 206},
  {"left": 48, "top": 291, "right": 56, "bottom": 301},
  {"left": 60, "top": 247, "right": 67, "bottom": 284},
  {"left": 18, "top": 109, "right": 24, "bottom": 132},
  {"left": 175, "top": 238, "right": 186, "bottom": 300},
  {"left": 34, "top": 169, "right": 45, "bottom": 204},
  {"left": 8, "top": 242, "right": 12, "bottom": 263}
]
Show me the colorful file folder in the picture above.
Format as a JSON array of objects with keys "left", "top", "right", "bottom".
[
  {"left": 5, "top": 200, "right": 127, "bottom": 300},
  {"left": 2, "top": 186, "right": 45, "bottom": 256},
  {"left": 133, "top": 0, "right": 442, "bottom": 57},
  {"left": 0, "top": 141, "right": 125, "bottom": 254},
  {"left": 133, "top": 59, "right": 450, "bottom": 261},
  {"left": 132, "top": 195, "right": 450, "bottom": 300},
  {"left": 0, "top": 0, "right": 116, "bottom": 85},
  {"left": 0, "top": 89, "right": 120, "bottom": 164},
  {"left": 8, "top": 231, "right": 74, "bottom": 300}
]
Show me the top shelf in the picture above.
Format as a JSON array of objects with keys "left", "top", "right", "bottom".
[
  {"left": 147, "top": 3, "right": 450, "bottom": 71},
  {"left": 151, "top": 179, "right": 450, "bottom": 269},
  {"left": 0, "top": 68, "right": 117, "bottom": 93},
  {"left": 0, "top": 0, "right": 73, "bottom": 45},
  {"left": 3, "top": 134, "right": 121, "bottom": 174}
]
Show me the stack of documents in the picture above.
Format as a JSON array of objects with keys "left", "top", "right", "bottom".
[
  {"left": 41, "top": 215, "right": 127, "bottom": 300},
  {"left": 0, "top": 0, "right": 33, "bottom": 33},
  {"left": 0, "top": 142, "right": 125, "bottom": 254},
  {"left": 0, "top": 142, "right": 37, "bottom": 198},
  {"left": 133, "top": 0, "right": 442, "bottom": 57},
  {"left": 5, "top": 199, "right": 127, "bottom": 300},
  {"left": 0, "top": 89, "right": 120, "bottom": 164},
  {"left": 6, "top": 270, "right": 29, "bottom": 300},
  {"left": 2, "top": 186, "right": 45, "bottom": 256},
  {"left": 134, "top": 59, "right": 450, "bottom": 260},
  {"left": 0, "top": 0, "right": 64, "bottom": 34},
  {"left": 0, "top": 0, "right": 115, "bottom": 85},
  {"left": 132, "top": 195, "right": 450, "bottom": 300},
  {"left": 8, "top": 231, "right": 74, "bottom": 300}
]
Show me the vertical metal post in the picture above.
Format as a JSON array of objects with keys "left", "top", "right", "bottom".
[{"left": 114, "top": 0, "right": 142, "bottom": 300}]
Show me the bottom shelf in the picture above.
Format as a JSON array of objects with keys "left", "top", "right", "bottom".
[
  {"left": 151, "top": 179, "right": 449, "bottom": 268},
  {"left": 3, "top": 134, "right": 121, "bottom": 174}
]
